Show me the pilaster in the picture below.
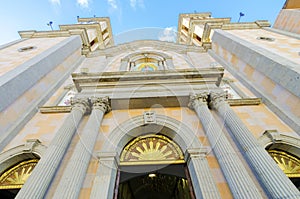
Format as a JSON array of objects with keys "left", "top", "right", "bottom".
[
  {"left": 185, "top": 148, "right": 221, "bottom": 199},
  {"left": 90, "top": 152, "right": 119, "bottom": 199}
]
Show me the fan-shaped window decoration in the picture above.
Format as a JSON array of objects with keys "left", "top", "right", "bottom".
[
  {"left": 0, "top": 159, "right": 38, "bottom": 189},
  {"left": 130, "top": 62, "right": 158, "bottom": 71},
  {"left": 120, "top": 134, "right": 184, "bottom": 165},
  {"left": 121, "top": 51, "right": 173, "bottom": 71},
  {"left": 268, "top": 150, "right": 300, "bottom": 177}
]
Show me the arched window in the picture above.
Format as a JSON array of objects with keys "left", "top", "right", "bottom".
[{"left": 120, "top": 51, "right": 174, "bottom": 71}]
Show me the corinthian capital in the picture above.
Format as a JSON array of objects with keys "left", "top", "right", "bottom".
[
  {"left": 90, "top": 96, "right": 111, "bottom": 113},
  {"left": 209, "top": 91, "right": 228, "bottom": 109},
  {"left": 70, "top": 97, "right": 91, "bottom": 114},
  {"left": 188, "top": 92, "right": 209, "bottom": 110}
]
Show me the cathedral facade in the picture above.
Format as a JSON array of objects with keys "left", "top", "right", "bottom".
[{"left": 0, "top": 0, "right": 300, "bottom": 198}]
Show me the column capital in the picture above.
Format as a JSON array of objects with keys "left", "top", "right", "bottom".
[
  {"left": 90, "top": 96, "right": 111, "bottom": 113},
  {"left": 97, "top": 151, "right": 119, "bottom": 165},
  {"left": 71, "top": 97, "right": 90, "bottom": 114},
  {"left": 209, "top": 91, "right": 228, "bottom": 109},
  {"left": 185, "top": 148, "right": 207, "bottom": 162},
  {"left": 188, "top": 92, "right": 209, "bottom": 110}
]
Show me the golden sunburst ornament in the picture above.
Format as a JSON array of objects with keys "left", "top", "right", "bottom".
[
  {"left": 269, "top": 150, "right": 300, "bottom": 177},
  {"left": 0, "top": 159, "right": 38, "bottom": 189},
  {"left": 132, "top": 141, "right": 172, "bottom": 160},
  {"left": 120, "top": 134, "right": 184, "bottom": 165}
]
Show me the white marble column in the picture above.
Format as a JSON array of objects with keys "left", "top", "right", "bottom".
[
  {"left": 189, "top": 93, "right": 262, "bottom": 199},
  {"left": 15, "top": 98, "right": 90, "bottom": 199},
  {"left": 185, "top": 148, "right": 221, "bottom": 199},
  {"left": 210, "top": 92, "right": 300, "bottom": 198},
  {"left": 90, "top": 152, "right": 119, "bottom": 199},
  {"left": 53, "top": 97, "right": 111, "bottom": 199}
]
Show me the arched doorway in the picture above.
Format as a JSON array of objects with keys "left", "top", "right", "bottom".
[
  {"left": 0, "top": 159, "right": 39, "bottom": 198},
  {"left": 267, "top": 148, "right": 300, "bottom": 190},
  {"left": 116, "top": 134, "right": 194, "bottom": 199},
  {"left": 92, "top": 115, "right": 220, "bottom": 199},
  {"left": 0, "top": 140, "right": 44, "bottom": 199},
  {"left": 259, "top": 131, "right": 300, "bottom": 191}
]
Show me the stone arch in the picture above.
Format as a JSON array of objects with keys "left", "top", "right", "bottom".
[
  {"left": 120, "top": 51, "right": 174, "bottom": 71},
  {"left": 0, "top": 139, "right": 46, "bottom": 174},
  {"left": 102, "top": 114, "right": 202, "bottom": 154},
  {"left": 258, "top": 130, "right": 300, "bottom": 189},
  {"left": 258, "top": 130, "right": 300, "bottom": 157},
  {"left": 93, "top": 114, "right": 220, "bottom": 199},
  {"left": 0, "top": 139, "right": 46, "bottom": 196}
]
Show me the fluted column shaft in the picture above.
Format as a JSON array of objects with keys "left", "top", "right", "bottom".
[
  {"left": 53, "top": 97, "right": 111, "bottom": 199},
  {"left": 16, "top": 98, "right": 89, "bottom": 199},
  {"left": 185, "top": 148, "right": 221, "bottom": 199},
  {"left": 189, "top": 93, "right": 262, "bottom": 199},
  {"left": 210, "top": 92, "right": 300, "bottom": 199},
  {"left": 90, "top": 152, "right": 119, "bottom": 199}
]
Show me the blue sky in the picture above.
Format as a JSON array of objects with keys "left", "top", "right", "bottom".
[{"left": 0, "top": 0, "right": 286, "bottom": 45}]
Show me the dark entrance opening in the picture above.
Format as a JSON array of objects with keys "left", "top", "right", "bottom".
[
  {"left": 116, "top": 164, "right": 194, "bottom": 199},
  {"left": 290, "top": 178, "right": 300, "bottom": 191},
  {"left": 0, "top": 189, "right": 20, "bottom": 198}
]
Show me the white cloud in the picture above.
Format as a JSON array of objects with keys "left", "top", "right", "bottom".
[
  {"left": 108, "top": 0, "right": 118, "bottom": 10},
  {"left": 77, "top": 0, "right": 90, "bottom": 8},
  {"left": 130, "top": 0, "right": 137, "bottom": 9},
  {"left": 49, "top": 0, "right": 60, "bottom": 5},
  {"left": 138, "top": 0, "right": 145, "bottom": 9},
  {"left": 130, "top": 0, "right": 144, "bottom": 9},
  {"left": 158, "top": 27, "right": 177, "bottom": 42}
]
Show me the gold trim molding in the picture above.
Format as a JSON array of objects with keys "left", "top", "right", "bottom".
[
  {"left": 226, "top": 98, "right": 261, "bottom": 106},
  {"left": 39, "top": 106, "right": 71, "bottom": 113}
]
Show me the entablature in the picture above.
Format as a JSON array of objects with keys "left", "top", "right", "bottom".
[{"left": 72, "top": 68, "right": 224, "bottom": 92}]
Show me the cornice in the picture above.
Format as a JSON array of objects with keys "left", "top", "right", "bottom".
[{"left": 87, "top": 40, "right": 206, "bottom": 57}]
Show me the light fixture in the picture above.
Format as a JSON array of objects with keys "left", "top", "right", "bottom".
[{"left": 148, "top": 173, "right": 156, "bottom": 178}]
